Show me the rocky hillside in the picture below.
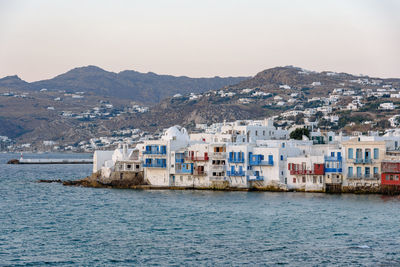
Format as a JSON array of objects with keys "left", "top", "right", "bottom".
[
  {"left": 0, "top": 66, "right": 248, "bottom": 104},
  {"left": 108, "top": 66, "right": 400, "bottom": 132},
  {"left": 2, "top": 65, "right": 400, "bottom": 146}
]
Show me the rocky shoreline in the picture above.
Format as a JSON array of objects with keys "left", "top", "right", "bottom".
[{"left": 36, "top": 172, "right": 400, "bottom": 195}]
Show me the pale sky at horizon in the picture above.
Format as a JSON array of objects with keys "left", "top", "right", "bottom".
[{"left": 0, "top": 0, "right": 399, "bottom": 82}]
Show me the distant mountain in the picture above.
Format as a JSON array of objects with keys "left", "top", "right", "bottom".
[
  {"left": 231, "top": 66, "right": 352, "bottom": 89},
  {"left": 0, "top": 75, "right": 29, "bottom": 89},
  {"left": 0, "top": 66, "right": 248, "bottom": 104}
]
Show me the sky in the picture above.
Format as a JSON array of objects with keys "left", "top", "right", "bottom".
[{"left": 0, "top": 0, "right": 399, "bottom": 82}]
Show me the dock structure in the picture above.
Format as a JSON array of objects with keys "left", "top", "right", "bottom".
[{"left": 7, "top": 158, "right": 93, "bottom": 164}]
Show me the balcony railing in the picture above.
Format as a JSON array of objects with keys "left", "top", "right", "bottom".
[
  {"left": 249, "top": 159, "right": 274, "bottom": 166},
  {"left": 228, "top": 158, "right": 245, "bottom": 163},
  {"left": 143, "top": 150, "right": 167, "bottom": 155},
  {"left": 227, "top": 170, "right": 246, "bottom": 176},
  {"left": 175, "top": 169, "right": 193, "bottom": 174},
  {"left": 247, "top": 175, "right": 264, "bottom": 181},
  {"left": 353, "top": 158, "right": 372, "bottom": 164},
  {"left": 290, "top": 169, "right": 324, "bottom": 175},
  {"left": 210, "top": 165, "right": 226, "bottom": 171},
  {"left": 324, "top": 156, "right": 342, "bottom": 161},
  {"left": 193, "top": 171, "right": 207, "bottom": 176},
  {"left": 209, "top": 176, "right": 227, "bottom": 181},
  {"left": 325, "top": 167, "right": 343, "bottom": 173},
  {"left": 210, "top": 152, "right": 226, "bottom": 159},
  {"left": 347, "top": 173, "right": 379, "bottom": 179},
  {"left": 381, "top": 162, "right": 400, "bottom": 173},
  {"left": 143, "top": 162, "right": 166, "bottom": 168},
  {"left": 185, "top": 155, "right": 209, "bottom": 161}
]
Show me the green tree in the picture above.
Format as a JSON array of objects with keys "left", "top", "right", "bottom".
[
  {"left": 376, "top": 119, "right": 391, "bottom": 129},
  {"left": 295, "top": 113, "right": 305, "bottom": 124},
  {"left": 315, "top": 111, "right": 324, "bottom": 119},
  {"left": 290, "top": 128, "right": 310, "bottom": 140}
]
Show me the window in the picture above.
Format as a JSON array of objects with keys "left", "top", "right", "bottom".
[
  {"left": 313, "top": 177, "right": 317, "bottom": 183},
  {"left": 331, "top": 152, "right": 335, "bottom": 157},
  {"left": 348, "top": 167, "right": 353, "bottom": 177},
  {"left": 282, "top": 143, "right": 285, "bottom": 148},
  {"left": 348, "top": 148, "right": 353, "bottom": 159},
  {"left": 136, "top": 165, "right": 140, "bottom": 169},
  {"left": 293, "top": 178, "right": 296, "bottom": 183},
  {"left": 356, "top": 148, "right": 362, "bottom": 159},
  {"left": 357, "top": 167, "right": 361, "bottom": 177},
  {"left": 386, "top": 174, "right": 390, "bottom": 181},
  {"left": 302, "top": 176, "right": 306, "bottom": 183},
  {"left": 373, "top": 167, "right": 378, "bottom": 175},
  {"left": 396, "top": 175, "right": 399, "bottom": 181},
  {"left": 365, "top": 149, "right": 371, "bottom": 160},
  {"left": 373, "top": 148, "right": 379, "bottom": 159},
  {"left": 127, "top": 164, "right": 131, "bottom": 169},
  {"left": 280, "top": 155, "right": 284, "bottom": 161},
  {"left": 319, "top": 176, "right": 323, "bottom": 183},
  {"left": 365, "top": 167, "right": 370, "bottom": 177}
]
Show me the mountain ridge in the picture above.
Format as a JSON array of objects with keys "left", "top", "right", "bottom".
[{"left": 0, "top": 65, "right": 249, "bottom": 104}]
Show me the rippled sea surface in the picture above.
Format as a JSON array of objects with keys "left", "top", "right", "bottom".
[{"left": 2, "top": 153, "right": 400, "bottom": 266}]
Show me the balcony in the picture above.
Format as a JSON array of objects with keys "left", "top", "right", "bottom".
[
  {"left": 210, "top": 152, "right": 226, "bottom": 159},
  {"left": 288, "top": 163, "right": 325, "bottom": 175},
  {"left": 324, "top": 155, "right": 342, "bottom": 161},
  {"left": 325, "top": 167, "right": 343, "bottom": 173},
  {"left": 227, "top": 170, "right": 246, "bottom": 176},
  {"left": 228, "top": 157, "right": 245, "bottom": 163},
  {"left": 185, "top": 155, "right": 209, "bottom": 161},
  {"left": 193, "top": 170, "right": 207, "bottom": 176},
  {"left": 382, "top": 162, "right": 400, "bottom": 173},
  {"left": 290, "top": 169, "right": 314, "bottom": 175},
  {"left": 353, "top": 158, "right": 372, "bottom": 164},
  {"left": 247, "top": 175, "right": 264, "bottom": 181},
  {"left": 249, "top": 159, "right": 274, "bottom": 166},
  {"left": 211, "top": 165, "right": 226, "bottom": 171},
  {"left": 143, "top": 162, "right": 166, "bottom": 168},
  {"left": 176, "top": 169, "right": 193, "bottom": 174},
  {"left": 347, "top": 173, "right": 379, "bottom": 180},
  {"left": 143, "top": 150, "right": 167, "bottom": 155},
  {"left": 209, "top": 176, "right": 227, "bottom": 181}
]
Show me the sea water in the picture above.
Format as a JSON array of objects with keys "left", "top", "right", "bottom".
[{"left": 1, "top": 153, "right": 400, "bottom": 266}]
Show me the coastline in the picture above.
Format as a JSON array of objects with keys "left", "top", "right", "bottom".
[{"left": 37, "top": 174, "right": 400, "bottom": 195}]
